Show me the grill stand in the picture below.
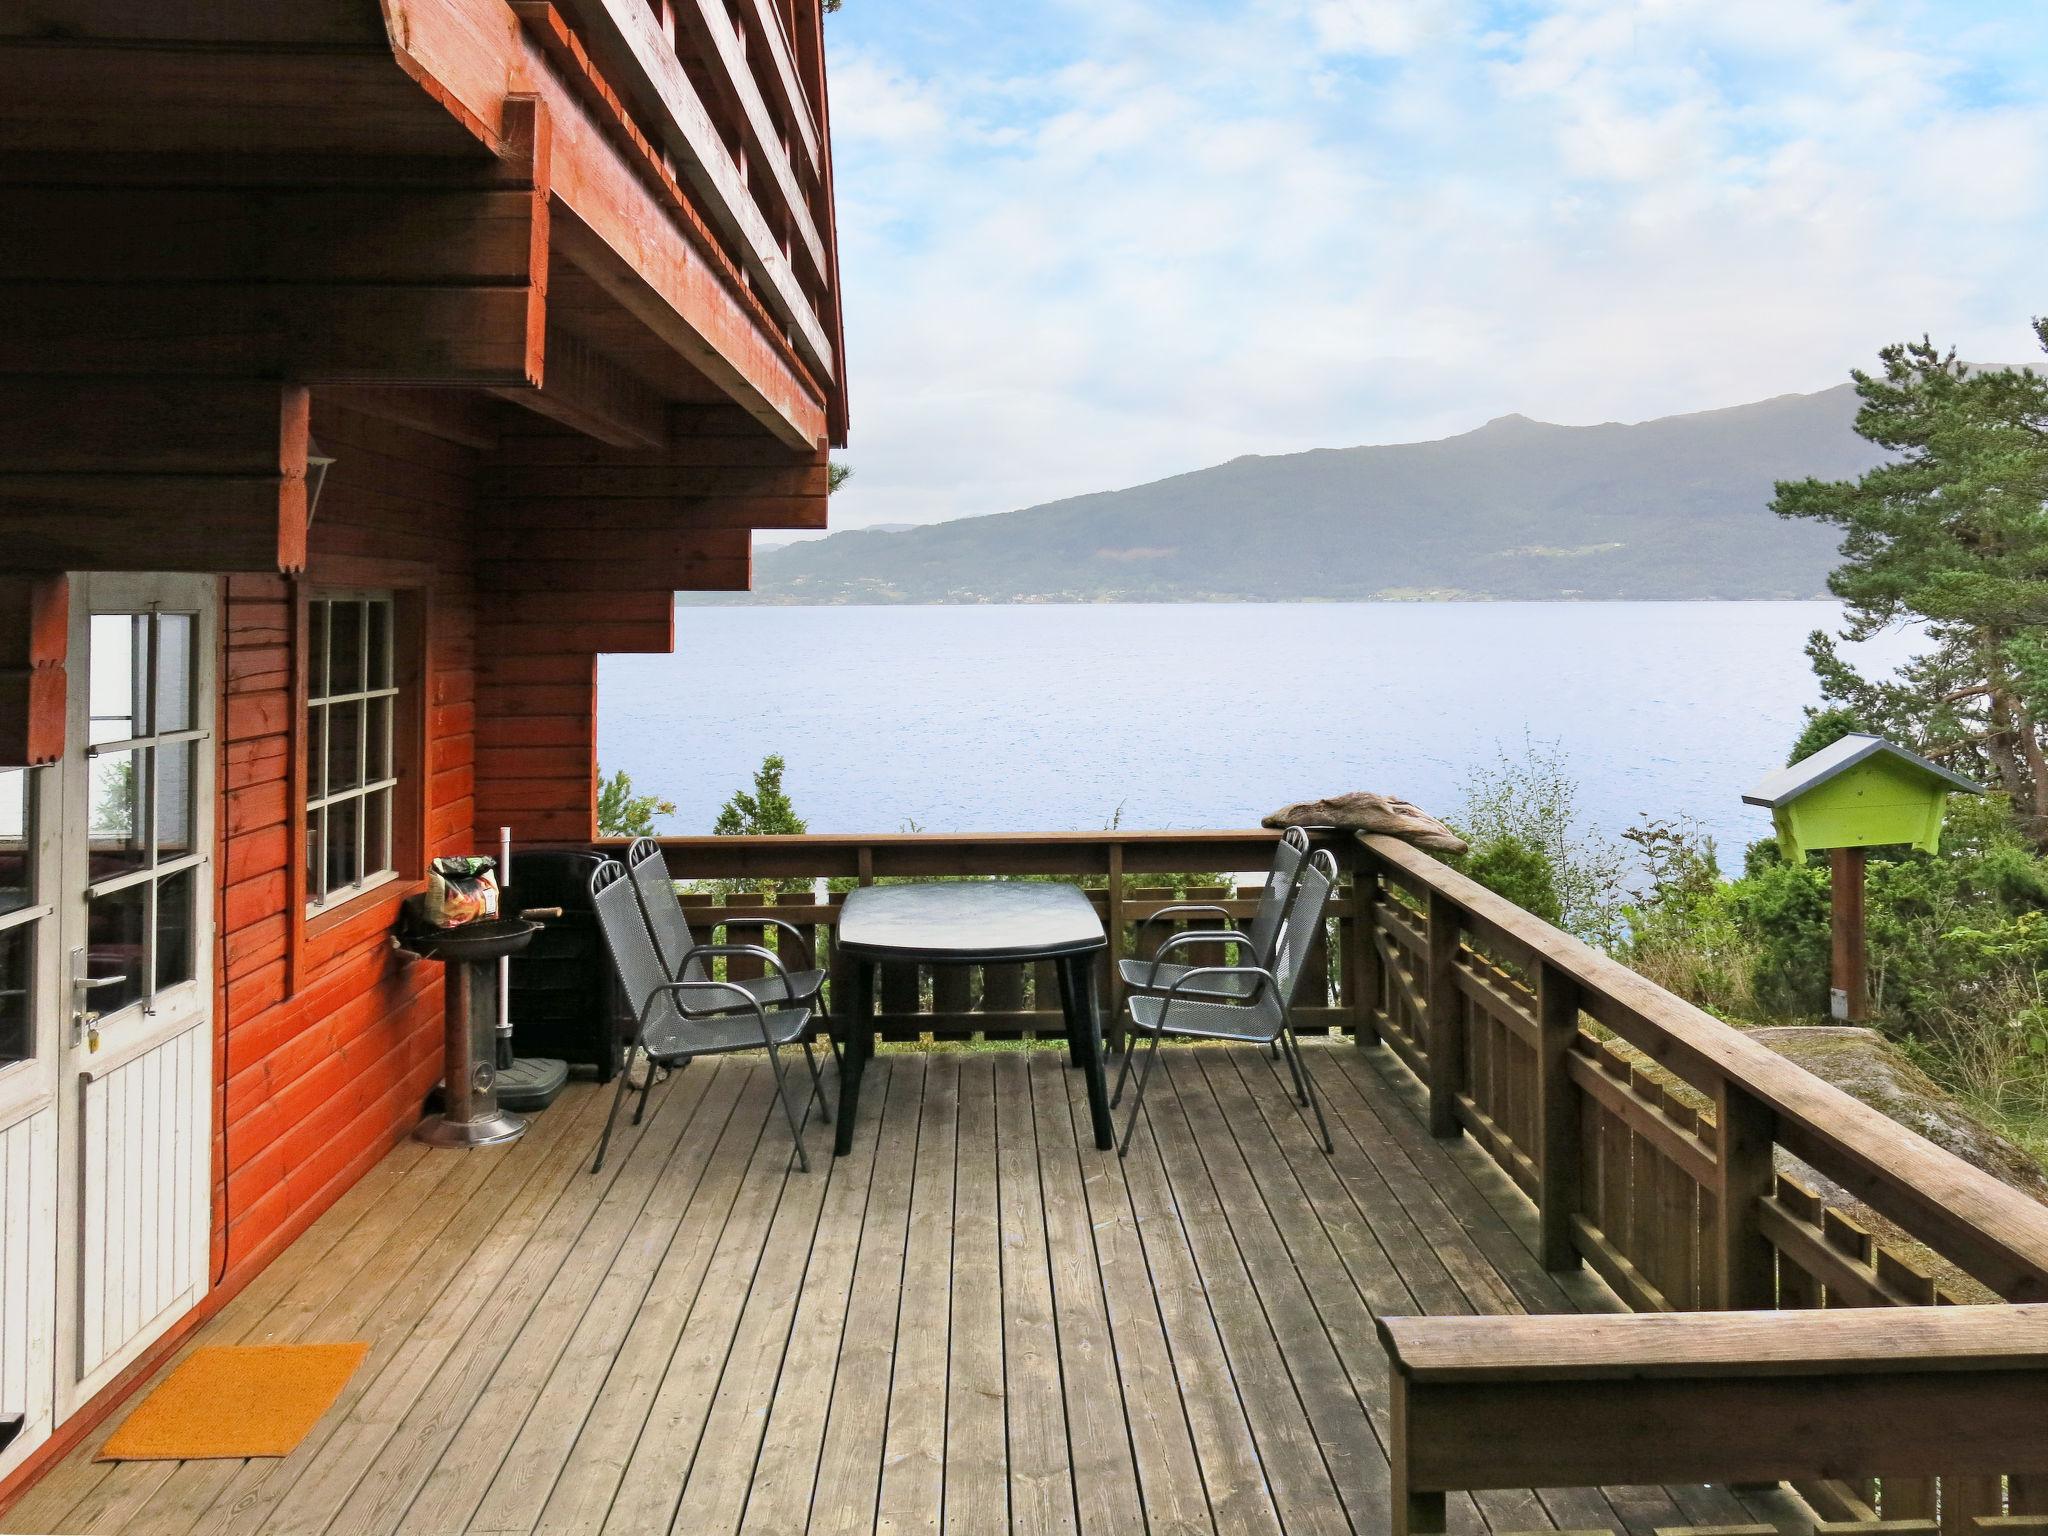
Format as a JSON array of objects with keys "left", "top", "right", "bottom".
[{"left": 415, "top": 929, "right": 532, "bottom": 1148}]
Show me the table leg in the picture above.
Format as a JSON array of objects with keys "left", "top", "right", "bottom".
[
  {"left": 1060, "top": 952, "right": 1114, "bottom": 1150},
  {"left": 834, "top": 959, "right": 873, "bottom": 1157},
  {"left": 1053, "top": 957, "right": 1076, "bottom": 1068}
]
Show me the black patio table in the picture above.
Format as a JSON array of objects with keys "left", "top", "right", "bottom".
[{"left": 830, "top": 881, "right": 1115, "bottom": 1155}]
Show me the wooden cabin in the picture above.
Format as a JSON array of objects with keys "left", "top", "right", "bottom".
[
  {"left": 7, "top": 6, "right": 2048, "bottom": 1535},
  {"left": 0, "top": 0, "right": 844, "bottom": 1493}
]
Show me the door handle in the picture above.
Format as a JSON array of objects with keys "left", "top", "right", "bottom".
[{"left": 75, "top": 975, "right": 125, "bottom": 992}]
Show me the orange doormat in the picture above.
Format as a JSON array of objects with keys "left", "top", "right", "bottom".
[{"left": 99, "top": 1342, "right": 370, "bottom": 1461}]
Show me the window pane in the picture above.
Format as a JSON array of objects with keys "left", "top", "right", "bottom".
[
  {"left": 155, "top": 869, "right": 195, "bottom": 993},
  {"left": 156, "top": 739, "right": 194, "bottom": 859},
  {"left": 307, "top": 808, "right": 326, "bottom": 903},
  {"left": 367, "top": 601, "right": 392, "bottom": 690},
  {"left": 367, "top": 695, "right": 391, "bottom": 782},
  {"left": 0, "top": 924, "right": 29, "bottom": 1065},
  {"left": 325, "top": 798, "right": 361, "bottom": 895},
  {"left": 326, "top": 700, "right": 362, "bottom": 796},
  {"left": 308, "top": 600, "right": 330, "bottom": 702},
  {"left": 89, "top": 613, "right": 146, "bottom": 745},
  {"left": 308, "top": 703, "right": 327, "bottom": 802},
  {"left": 329, "top": 601, "right": 363, "bottom": 695},
  {"left": 156, "top": 613, "right": 195, "bottom": 733},
  {"left": 366, "top": 787, "right": 391, "bottom": 878},
  {"left": 88, "top": 748, "right": 147, "bottom": 880},
  {"left": 0, "top": 768, "right": 32, "bottom": 919},
  {"left": 87, "top": 883, "right": 146, "bottom": 1016}
]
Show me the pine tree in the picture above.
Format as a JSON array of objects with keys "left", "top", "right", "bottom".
[
  {"left": 712, "top": 754, "right": 807, "bottom": 837},
  {"left": 1773, "top": 323, "right": 2048, "bottom": 844}
]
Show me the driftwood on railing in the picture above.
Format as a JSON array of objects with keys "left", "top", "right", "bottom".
[
  {"left": 613, "top": 832, "right": 1365, "bottom": 1046},
  {"left": 1354, "top": 830, "right": 2048, "bottom": 1529}
]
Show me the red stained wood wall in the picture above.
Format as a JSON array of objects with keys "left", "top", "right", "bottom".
[
  {"left": 205, "top": 393, "right": 819, "bottom": 1291},
  {"left": 211, "top": 401, "right": 500, "bottom": 1283}
]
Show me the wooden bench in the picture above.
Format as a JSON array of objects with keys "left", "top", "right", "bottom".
[{"left": 1380, "top": 1305, "right": 2048, "bottom": 1536}]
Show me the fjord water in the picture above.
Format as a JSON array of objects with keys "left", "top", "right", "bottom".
[{"left": 600, "top": 602, "right": 1914, "bottom": 858}]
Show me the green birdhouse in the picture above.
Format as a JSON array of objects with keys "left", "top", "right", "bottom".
[{"left": 1741, "top": 733, "right": 1982, "bottom": 863}]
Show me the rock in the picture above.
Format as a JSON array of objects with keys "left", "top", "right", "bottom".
[
  {"left": 1262, "top": 792, "right": 1469, "bottom": 855},
  {"left": 1748, "top": 1025, "right": 2048, "bottom": 1204},
  {"left": 1748, "top": 1025, "right": 2048, "bottom": 1301}
]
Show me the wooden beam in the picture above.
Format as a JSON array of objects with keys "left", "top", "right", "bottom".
[
  {"left": 0, "top": 573, "right": 68, "bottom": 766},
  {"left": 0, "top": 187, "right": 542, "bottom": 284},
  {"left": 0, "top": 282, "right": 543, "bottom": 385},
  {"left": 0, "top": 379, "right": 308, "bottom": 573},
  {"left": 0, "top": 378, "right": 309, "bottom": 472},
  {"left": 491, "top": 320, "right": 666, "bottom": 449},
  {"left": 315, "top": 388, "right": 501, "bottom": 451}
]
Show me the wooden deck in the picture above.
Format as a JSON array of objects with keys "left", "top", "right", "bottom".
[{"left": 5, "top": 1041, "right": 1785, "bottom": 1536}]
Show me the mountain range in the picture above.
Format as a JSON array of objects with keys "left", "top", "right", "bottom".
[{"left": 718, "top": 385, "right": 1888, "bottom": 603}]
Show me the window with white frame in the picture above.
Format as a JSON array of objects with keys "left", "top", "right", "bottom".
[
  {"left": 86, "top": 607, "right": 204, "bottom": 1016},
  {"left": 305, "top": 592, "right": 400, "bottom": 913},
  {"left": 0, "top": 766, "right": 37, "bottom": 1063}
]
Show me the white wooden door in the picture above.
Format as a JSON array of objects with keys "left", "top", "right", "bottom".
[
  {"left": 0, "top": 752, "right": 60, "bottom": 1481},
  {"left": 52, "top": 574, "right": 217, "bottom": 1419}
]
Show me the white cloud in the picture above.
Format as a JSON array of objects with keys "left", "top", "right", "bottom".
[
  {"left": 817, "top": 0, "right": 2048, "bottom": 534},
  {"left": 1306, "top": 0, "right": 1466, "bottom": 58}
]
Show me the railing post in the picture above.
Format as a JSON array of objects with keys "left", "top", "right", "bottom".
[
  {"left": 1711, "top": 1078, "right": 1776, "bottom": 1310},
  {"left": 1105, "top": 842, "right": 1126, "bottom": 1053},
  {"left": 1425, "top": 890, "right": 1463, "bottom": 1139},
  {"left": 1534, "top": 960, "right": 1582, "bottom": 1271},
  {"left": 1346, "top": 853, "right": 1381, "bottom": 1046}
]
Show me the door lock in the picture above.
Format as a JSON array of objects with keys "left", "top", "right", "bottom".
[{"left": 69, "top": 947, "right": 126, "bottom": 1051}]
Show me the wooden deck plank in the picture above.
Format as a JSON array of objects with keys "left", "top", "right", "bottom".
[
  {"left": 994, "top": 1053, "right": 1078, "bottom": 1536},
  {"left": 803, "top": 1057, "right": 924, "bottom": 1536},
  {"left": 1, "top": 1041, "right": 1768, "bottom": 1536},
  {"left": 159, "top": 1068, "right": 612, "bottom": 1536},
  {"left": 248, "top": 1079, "right": 629, "bottom": 1536},
  {"left": 389, "top": 1065, "right": 717, "bottom": 1536},
  {"left": 873, "top": 1054, "right": 958, "bottom": 1536},
  {"left": 532, "top": 1070, "right": 788, "bottom": 1534},
  {"left": 1131, "top": 1049, "right": 1344, "bottom": 1536},
  {"left": 673, "top": 1059, "right": 889, "bottom": 1536},
  {"left": 0, "top": 1141, "right": 445, "bottom": 1536},
  {"left": 594, "top": 1066, "right": 824, "bottom": 1535},
  {"left": 310, "top": 1069, "right": 700, "bottom": 1536},
  {"left": 1094, "top": 1049, "right": 1281, "bottom": 1536},
  {"left": 943, "top": 1055, "right": 1008, "bottom": 1536},
  {"left": 1026, "top": 1052, "right": 1146, "bottom": 1536},
  {"left": 1052, "top": 1051, "right": 1219, "bottom": 1536},
  {"left": 459, "top": 1062, "right": 748, "bottom": 1535},
  {"left": 1159, "top": 1049, "right": 1388, "bottom": 1529},
  {"left": 31, "top": 1135, "right": 478, "bottom": 1536}
]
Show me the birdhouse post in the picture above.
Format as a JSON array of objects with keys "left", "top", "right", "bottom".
[{"left": 1742, "top": 734, "right": 1981, "bottom": 1022}]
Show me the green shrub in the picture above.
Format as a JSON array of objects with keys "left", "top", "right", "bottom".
[{"left": 1449, "top": 736, "right": 1627, "bottom": 947}]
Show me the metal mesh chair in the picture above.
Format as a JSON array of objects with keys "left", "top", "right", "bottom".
[
  {"left": 626, "top": 837, "right": 828, "bottom": 1009},
  {"left": 590, "top": 859, "right": 831, "bottom": 1174},
  {"left": 1117, "top": 827, "right": 1310, "bottom": 1007},
  {"left": 1112, "top": 848, "right": 1338, "bottom": 1157}
]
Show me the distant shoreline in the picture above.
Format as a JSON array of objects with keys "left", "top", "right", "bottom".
[{"left": 679, "top": 592, "right": 1839, "bottom": 607}]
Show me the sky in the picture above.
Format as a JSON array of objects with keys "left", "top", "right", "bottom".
[{"left": 814, "top": 0, "right": 2048, "bottom": 533}]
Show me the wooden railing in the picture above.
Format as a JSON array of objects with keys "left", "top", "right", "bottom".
[
  {"left": 620, "top": 831, "right": 1363, "bottom": 1045},
  {"left": 1381, "top": 1306, "right": 2048, "bottom": 1536},
  {"left": 1355, "top": 831, "right": 2048, "bottom": 1527},
  {"left": 521, "top": 0, "right": 837, "bottom": 380}
]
